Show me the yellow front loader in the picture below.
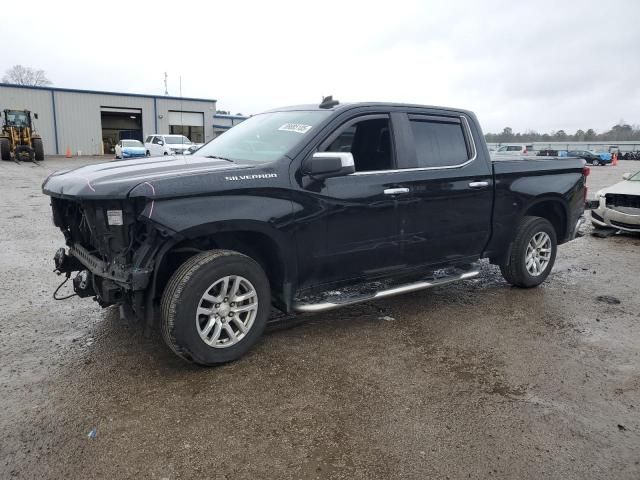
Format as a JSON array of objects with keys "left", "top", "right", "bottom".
[{"left": 0, "top": 109, "right": 44, "bottom": 161}]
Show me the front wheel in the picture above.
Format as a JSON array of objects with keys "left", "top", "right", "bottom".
[
  {"left": 591, "top": 159, "right": 600, "bottom": 166},
  {"left": 32, "top": 137, "right": 44, "bottom": 161},
  {"left": 500, "top": 216, "right": 557, "bottom": 288},
  {"left": 160, "top": 250, "right": 270, "bottom": 365}
]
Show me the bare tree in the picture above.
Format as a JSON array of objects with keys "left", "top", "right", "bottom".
[{"left": 2, "top": 65, "right": 52, "bottom": 86}]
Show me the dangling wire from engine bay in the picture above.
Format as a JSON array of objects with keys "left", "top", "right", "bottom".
[{"left": 53, "top": 273, "right": 77, "bottom": 300}]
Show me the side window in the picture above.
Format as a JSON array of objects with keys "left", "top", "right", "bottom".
[
  {"left": 144, "top": 136, "right": 152, "bottom": 143},
  {"left": 324, "top": 118, "right": 393, "bottom": 172},
  {"left": 409, "top": 119, "right": 469, "bottom": 168},
  {"left": 497, "top": 146, "right": 507, "bottom": 152},
  {"left": 152, "top": 136, "right": 162, "bottom": 145},
  {"left": 507, "top": 146, "right": 522, "bottom": 151}
]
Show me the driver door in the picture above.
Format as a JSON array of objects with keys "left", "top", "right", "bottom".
[
  {"left": 150, "top": 136, "right": 164, "bottom": 156},
  {"left": 295, "top": 113, "right": 411, "bottom": 288}
]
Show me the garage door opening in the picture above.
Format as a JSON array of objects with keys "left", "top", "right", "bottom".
[
  {"left": 169, "top": 111, "right": 204, "bottom": 143},
  {"left": 101, "top": 107, "right": 143, "bottom": 154}
]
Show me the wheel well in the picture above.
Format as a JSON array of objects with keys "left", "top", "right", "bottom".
[
  {"left": 524, "top": 200, "right": 567, "bottom": 243},
  {"left": 155, "top": 231, "right": 286, "bottom": 308}
]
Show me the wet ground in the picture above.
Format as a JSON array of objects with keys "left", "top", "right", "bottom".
[{"left": 1, "top": 157, "right": 639, "bottom": 479}]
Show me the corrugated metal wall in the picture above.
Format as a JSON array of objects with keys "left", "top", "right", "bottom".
[
  {"left": 156, "top": 97, "right": 216, "bottom": 141},
  {"left": 0, "top": 85, "right": 57, "bottom": 154},
  {"left": 53, "top": 91, "right": 155, "bottom": 155},
  {"left": 0, "top": 85, "right": 217, "bottom": 155}
]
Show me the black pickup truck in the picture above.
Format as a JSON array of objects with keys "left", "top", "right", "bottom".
[{"left": 43, "top": 99, "right": 588, "bottom": 365}]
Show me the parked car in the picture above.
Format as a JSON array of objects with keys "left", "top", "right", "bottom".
[
  {"left": 537, "top": 149, "right": 559, "bottom": 157},
  {"left": 42, "top": 100, "right": 587, "bottom": 365},
  {"left": 567, "top": 150, "right": 612, "bottom": 166},
  {"left": 589, "top": 170, "right": 640, "bottom": 232},
  {"left": 492, "top": 144, "right": 534, "bottom": 157},
  {"left": 144, "top": 134, "right": 192, "bottom": 156},
  {"left": 115, "top": 139, "right": 146, "bottom": 159}
]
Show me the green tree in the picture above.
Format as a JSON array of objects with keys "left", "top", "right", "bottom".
[{"left": 554, "top": 130, "right": 568, "bottom": 141}]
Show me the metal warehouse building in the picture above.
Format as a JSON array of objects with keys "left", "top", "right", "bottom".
[{"left": 0, "top": 83, "right": 217, "bottom": 156}]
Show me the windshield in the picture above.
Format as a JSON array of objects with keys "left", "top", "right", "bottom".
[
  {"left": 6, "top": 111, "right": 29, "bottom": 127},
  {"left": 122, "top": 140, "right": 143, "bottom": 147},
  {"left": 195, "top": 110, "right": 331, "bottom": 162},
  {"left": 629, "top": 171, "right": 640, "bottom": 181},
  {"left": 165, "top": 136, "right": 191, "bottom": 145}
]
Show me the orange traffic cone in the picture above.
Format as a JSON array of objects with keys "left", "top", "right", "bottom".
[{"left": 65, "top": 146, "right": 72, "bottom": 158}]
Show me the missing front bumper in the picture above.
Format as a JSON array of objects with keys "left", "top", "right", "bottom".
[{"left": 62, "top": 243, "right": 152, "bottom": 291}]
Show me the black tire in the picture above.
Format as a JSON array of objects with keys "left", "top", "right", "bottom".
[
  {"left": 145, "top": 150, "right": 150, "bottom": 157},
  {"left": 32, "top": 138, "right": 44, "bottom": 161},
  {"left": 0, "top": 138, "right": 10, "bottom": 161},
  {"left": 500, "top": 216, "right": 557, "bottom": 288},
  {"left": 160, "top": 250, "right": 270, "bottom": 365}
]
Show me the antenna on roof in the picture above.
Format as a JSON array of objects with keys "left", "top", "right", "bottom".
[{"left": 319, "top": 95, "right": 339, "bottom": 109}]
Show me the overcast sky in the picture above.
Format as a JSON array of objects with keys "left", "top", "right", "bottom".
[{"left": 2, "top": 0, "right": 639, "bottom": 133}]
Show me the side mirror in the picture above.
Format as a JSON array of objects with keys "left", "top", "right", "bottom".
[
  {"left": 622, "top": 172, "right": 632, "bottom": 180},
  {"left": 34, "top": 113, "right": 39, "bottom": 120},
  {"left": 158, "top": 141, "right": 164, "bottom": 146},
  {"left": 304, "top": 152, "right": 355, "bottom": 179}
]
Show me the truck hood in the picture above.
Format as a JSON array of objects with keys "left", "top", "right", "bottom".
[{"left": 42, "top": 155, "right": 256, "bottom": 200}]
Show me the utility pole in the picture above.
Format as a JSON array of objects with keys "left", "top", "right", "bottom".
[{"left": 164, "top": 72, "right": 168, "bottom": 95}]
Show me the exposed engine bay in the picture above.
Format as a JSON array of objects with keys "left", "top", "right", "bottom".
[{"left": 50, "top": 197, "right": 159, "bottom": 310}]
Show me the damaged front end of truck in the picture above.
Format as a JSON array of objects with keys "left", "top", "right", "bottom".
[{"left": 50, "top": 195, "right": 170, "bottom": 325}]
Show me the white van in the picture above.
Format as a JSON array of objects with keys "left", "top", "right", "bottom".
[
  {"left": 144, "top": 134, "right": 192, "bottom": 156},
  {"left": 492, "top": 145, "right": 534, "bottom": 157}
]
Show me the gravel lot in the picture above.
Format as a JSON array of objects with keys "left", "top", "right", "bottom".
[{"left": 1, "top": 157, "right": 639, "bottom": 479}]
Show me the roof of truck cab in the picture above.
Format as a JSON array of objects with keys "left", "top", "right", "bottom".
[{"left": 262, "top": 102, "right": 474, "bottom": 116}]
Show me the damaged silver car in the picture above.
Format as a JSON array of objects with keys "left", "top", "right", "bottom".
[{"left": 591, "top": 171, "right": 640, "bottom": 232}]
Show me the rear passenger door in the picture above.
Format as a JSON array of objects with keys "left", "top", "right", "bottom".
[{"left": 399, "top": 113, "right": 493, "bottom": 267}]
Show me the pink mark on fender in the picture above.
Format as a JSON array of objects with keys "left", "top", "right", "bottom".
[
  {"left": 80, "top": 176, "right": 95, "bottom": 192},
  {"left": 143, "top": 182, "right": 156, "bottom": 218}
]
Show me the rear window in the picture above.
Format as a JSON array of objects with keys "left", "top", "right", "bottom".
[
  {"left": 410, "top": 119, "right": 469, "bottom": 168},
  {"left": 507, "top": 146, "right": 522, "bottom": 151}
]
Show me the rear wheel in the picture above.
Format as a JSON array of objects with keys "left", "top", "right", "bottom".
[
  {"left": 500, "top": 216, "right": 557, "bottom": 288},
  {"left": 591, "top": 159, "right": 600, "bottom": 166},
  {"left": 0, "top": 138, "right": 10, "bottom": 161},
  {"left": 32, "top": 138, "right": 44, "bottom": 161},
  {"left": 160, "top": 250, "right": 270, "bottom": 365}
]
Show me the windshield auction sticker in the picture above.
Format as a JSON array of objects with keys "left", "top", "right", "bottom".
[{"left": 278, "top": 123, "right": 313, "bottom": 134}]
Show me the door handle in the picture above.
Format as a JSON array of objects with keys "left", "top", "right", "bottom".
[
  {"left": 384, "top": 187, "right": 410, "bottom": 195},
  {"left": 468, "top": 181, "right": 489, "bottom": 188}
]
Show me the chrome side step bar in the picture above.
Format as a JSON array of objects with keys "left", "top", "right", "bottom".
[{"left": 293, "top": 270, "right": 480, "bottom": 313}]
